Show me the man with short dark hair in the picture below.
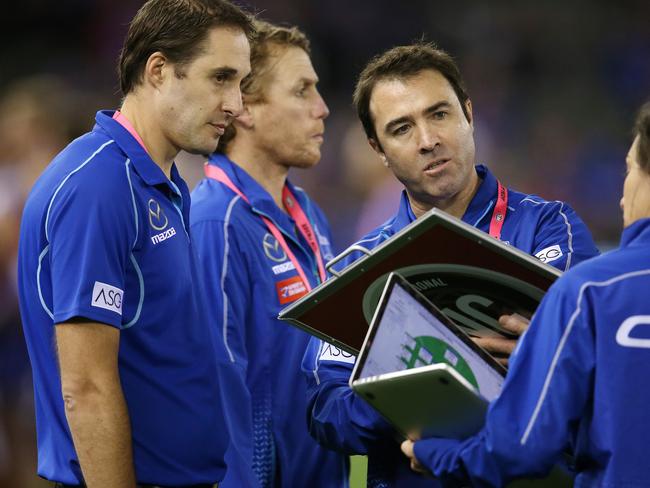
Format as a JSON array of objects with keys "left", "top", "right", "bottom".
[
  {"left": 190, "top": 19, "right": 348, "bottom": 488},
  {"left": 17, "top": 0, "right": 252, "bottom": 486},
  {"left": 402, "top": 102, "right": 650, "bottom": 487},
  {"left": 302, "top": 42, "right": 599, "bottom": 486}
]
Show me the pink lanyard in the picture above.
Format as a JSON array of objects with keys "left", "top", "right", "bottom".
[
  {"left": 204, "top": 164, "right": 327, "bottom": 290},
  {"left": 489, "top": 180, "right": 508, "bottom": 240},
  {"left": 113, "top": 110, "right": 148, "bottom": 152}
]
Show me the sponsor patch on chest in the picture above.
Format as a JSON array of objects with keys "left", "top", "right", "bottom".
[
  {"left": 151, "top": 227, "right": 176, "bottom": 244},
  {"left": 271, "top": 261, "right": 296, "bottom": 275},
  {"left": 276, "top": 276, "right": 308, "bottom": 304},
  {"left": 91, "top": 281, "right": 123, "bottom": 315}
]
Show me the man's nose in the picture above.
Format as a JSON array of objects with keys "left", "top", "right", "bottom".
[
  {"left": 223, "top": 87, "right": 244, "bottom": 118},
  {"left": 418, "top": 125, "right": 440, "bottom": 153}
]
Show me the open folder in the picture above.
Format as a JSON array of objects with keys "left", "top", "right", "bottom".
[
  {"left": 279, "top": 208, "right": 561, "bottom": 354},
  {"left": 350, "top": 272, "right": 572, "bottom": 487}
]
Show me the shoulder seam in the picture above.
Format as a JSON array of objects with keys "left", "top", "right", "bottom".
[
  {"left": 520, "top": 267, "right": 650, "bottom": 445},
  {"left": 44, "top": 140, "right": 116, "bottom": 242}
]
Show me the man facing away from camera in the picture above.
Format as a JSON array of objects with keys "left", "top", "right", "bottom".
[
  {"left": 190, "top": 19, "right": 348, "bottom": 488},
  {"left": 17, "top": 0, "right": 252, "bottom": 486},
  {"left": 302, "top": 42, "right": 599, "bottom": 487}
]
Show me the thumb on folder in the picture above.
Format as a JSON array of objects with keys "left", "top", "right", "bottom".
[{"left": 472, "top": 313, "right": 530, "bottom": 366}]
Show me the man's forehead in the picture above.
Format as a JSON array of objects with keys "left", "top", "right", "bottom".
[
  {"left": 369, "top": 70, "right": 454, "bottom": 120},
  {"left": 270, "top": 46, "right": 317, "bottom": 82},
  {"left": 196, "top": 25, "right": 251, "bottom": 69}
]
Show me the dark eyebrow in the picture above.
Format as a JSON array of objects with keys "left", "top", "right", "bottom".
[
  {"left": 209, "top": 67, "right": 239, "bottom": 78},
  {"left": 423, "top": 101, "right": 452, "bottom": 116},
  {"left": 384, "top": 101, "right": 452, "bottom": 134}
]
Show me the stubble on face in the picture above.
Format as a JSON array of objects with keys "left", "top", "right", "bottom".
[
  {"left": 160, "top": 26, "right": 251, "bottom": 157},
  {"left": 369, "top": 70, "right": 477, "bottom": 213},
  {"left": 248, "top": 46, "right": 329, "bottom": 169}
]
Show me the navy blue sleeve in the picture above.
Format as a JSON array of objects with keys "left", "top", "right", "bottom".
[
  {"left": 46, "top": 162, "right": 135, "bottom": 327},
  {"left": 413, "top": 275, "right": 594, "bottom": 485},
  {"left": 531, "top": 200, "right": 599, "bottom": 271},
  {"left": 302, "top": 337, "right": 394, "bottom": 454}
]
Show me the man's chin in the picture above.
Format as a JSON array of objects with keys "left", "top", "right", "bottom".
[
  {"left": 289, "top": 149, "right": 322, "bottom": 169},
  {"left": 183, "top": 140, "right": 219, "bottom": 157},
  {"left": 289, "top": 158, "right": 320, "bottom": 170}
]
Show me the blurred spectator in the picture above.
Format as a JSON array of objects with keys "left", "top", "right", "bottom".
[{"left": 0, "top": 75, "right": 95, "bottom": 487}]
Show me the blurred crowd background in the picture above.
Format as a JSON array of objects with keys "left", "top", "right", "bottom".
[{"left": 1, "top": 0, "right": 649, "bottom": 484}]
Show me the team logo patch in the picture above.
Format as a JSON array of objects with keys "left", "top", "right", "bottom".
[
  {"left": 535, "top": 245, "right": 563, "bottom": 264},
  {"left": 276, "top": 276, "right": 308, "bottom": 304},
  {"left": 319, "top": 342, "right": 356, "bottom": 364},
  {"left": 91, "top": 281, "right": 123, "bottom": 315},
  {"left": 263, "top": 233, "right": 287, "bottom": 263},
  {"left": 148, "top": 199, "right": 168, "bottom": 231}
]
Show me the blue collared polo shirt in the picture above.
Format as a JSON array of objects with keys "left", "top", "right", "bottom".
[
  {"left": 302, "top": 164, "right": 600, "bottom": 487},
  {"left": 18, "top": 110, "right": 229, "bottom": 485}
]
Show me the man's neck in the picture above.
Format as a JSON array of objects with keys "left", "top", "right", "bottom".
[
  {"left": 227, "top": 144, "right": 289, "bottom": 211},
  {"left": 408, "top": 169, "right": 480, "bottom": 220},
  {"left": 119, "top": 96, "right": 177, "bottom": 179}
]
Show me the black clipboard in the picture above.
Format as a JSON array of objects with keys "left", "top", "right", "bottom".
[{"left": 279, "top": 208, "right": 561, "bottom": 354}]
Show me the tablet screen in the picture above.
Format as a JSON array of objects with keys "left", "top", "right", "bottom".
[{"left": 358, "top": 276, "right": 505, "bottom": 401}]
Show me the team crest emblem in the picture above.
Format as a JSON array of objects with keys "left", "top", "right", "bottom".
[
  {"left": 263, "top": 233, "right": 287, "bottom": 263},
  {"left": 148, "top": 199, "right": 168, "bottom": 231}
]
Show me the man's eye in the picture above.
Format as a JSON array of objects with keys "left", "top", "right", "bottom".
[
  {"left": 296, "top": 86, "right": 307, "bottom": 97},
  {"left": 433, "top": 111, "right": 448, "bottom": 120},
  {"left": 392, "top": 125, "right": 410, "bottom": 136}
]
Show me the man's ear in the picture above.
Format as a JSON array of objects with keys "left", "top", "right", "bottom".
[
  {"left": 369, "top": 137, "right": 389, "bottom": 167},
  {"left": 234, "top": 104, "right": 254, "bottom": 130},
  {"left": 464, "top": 99, "right": 473, "bottom": 127},
  {"left": 143, "top": 52, "right": 168, "bottom": 88}
]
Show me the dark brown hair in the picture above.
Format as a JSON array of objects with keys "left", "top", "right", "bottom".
[
  {"left": 217, "top": 19, "right": 310, "bottom": 153},
  {"left": 635, "top": 102, "right": 650, "bottom": 173},
  {"left": 118, "top": 0, "right": 254, "bottom": 96},
  {"left": 353, "top": 42, "right": 470, "bottom": 143}
]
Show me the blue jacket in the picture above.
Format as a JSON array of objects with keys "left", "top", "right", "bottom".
[
  {"left": 302, "top": 165, "right": 599, "bottom": 487},
  {"left": 414, "top": 217, "right": 650, "bottom": 488},
  {"left": 191, "top": 154, "right": 348, "bottom": 488}
]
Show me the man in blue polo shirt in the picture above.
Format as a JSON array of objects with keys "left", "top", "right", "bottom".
[
  {"left": 401, "top": 102, "right": 650, "bottom": 488},
  {"left": 17, "top": 1, "right": 252, "bottom": 486},
  {"left": 302, "top": 43, "right": 599, "bottom": 486},
  {"left": 191, "top": 20, "right": 347, "bottom": 488}
]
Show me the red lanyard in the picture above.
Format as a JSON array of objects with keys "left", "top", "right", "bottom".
[
  {"left": 488, "top": 180, "right": 508, "bottom": 240},
  {"left": 204, "top": 164, "right": 327, "bottom": 290}
]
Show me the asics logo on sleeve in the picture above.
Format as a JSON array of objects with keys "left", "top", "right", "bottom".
[
  {"left": 319, "top": 343, "right": 356, "bottom": 364},
  {"left": 91, "top": 281, "right": 123, "bottom": 315},
  {"left": 536, "top": 244, "right": 563, "bottom": 264}
]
